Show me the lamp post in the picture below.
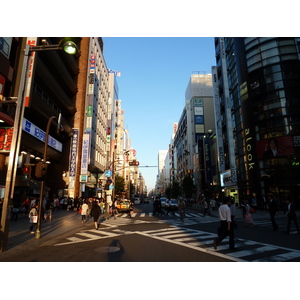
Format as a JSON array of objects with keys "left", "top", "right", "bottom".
[
  {"left": 0, "top": 38, "right": 79, "bottom": 252},
  {"left": 35, "top": 115, "right": 56, "bottom": 239}
]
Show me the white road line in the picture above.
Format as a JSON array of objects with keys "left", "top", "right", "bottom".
[
  {"left": 136, "top": 231, "right": 242, "bottom": 262},
  {"left": 229, "top": 245, "right": 274, "bottom": 258},
  {"left": 77, "top": 232, "right": 104, "bottom": 239},
  {"left": 66, "top": 237, "right": 84, "bottom": 242},
  {"left": 253, "top": 251, "right": 300, "bottom": 262},
  {"left": 140, "top": 213, "right": 146, "bottom": 217}
]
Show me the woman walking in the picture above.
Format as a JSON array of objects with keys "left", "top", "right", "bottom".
[
  {"left": 81, "top": 199, "right": 89, "bottom": 223},
  {"left": 29, "top": 204, "right": 38, "bottom": 233},
  {"left": 243, "top": 201, "right": 255, "bottom": 227}
]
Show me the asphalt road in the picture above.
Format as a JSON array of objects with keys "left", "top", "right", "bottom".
[{"left": 0, "top": 202, "right": 300, "bottom": 262}]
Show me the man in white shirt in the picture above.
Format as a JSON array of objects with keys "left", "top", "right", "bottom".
[{"left": 214, "top": 197, "right": 235, "bottom": 250}]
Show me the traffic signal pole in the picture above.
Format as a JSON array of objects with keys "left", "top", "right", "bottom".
[{"left": 0, "top": 45, "right": 30, "bottom": 252}]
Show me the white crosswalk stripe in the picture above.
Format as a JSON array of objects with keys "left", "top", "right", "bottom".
[
  {"left": 142, "top": 227, "right": 300, "bottom": 262},
  {"left": 55, "top": 229, "right": 121, "bottom": 246}
]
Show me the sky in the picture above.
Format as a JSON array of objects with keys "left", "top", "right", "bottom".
[{"left": 103, "top": 37, "right": 216, "bottom": 192}]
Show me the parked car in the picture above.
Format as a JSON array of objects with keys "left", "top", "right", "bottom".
[
  {"left": 134, "top": 198, "right": 141, "bottom": 205},
  {"left": 143, "top": 198, "right": 150, "bottom": 203},
  {"left": 160, "top": 197, "right": 168, "bottom": 208},
  {"left": 169, "top": 199, "right": 179, "bottom": 211},
  {"left": 117, "top": 200, "right": 131, "bottom": 212}
]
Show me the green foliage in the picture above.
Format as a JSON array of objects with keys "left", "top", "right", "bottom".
[
  {"left": 115, "top": 174, "right": 125, "bottom": 194},
  {"left": 171, "top": 181, "right": 181, "bottom": 198},
  {"left": 182, "top": 175, "right": 195, "bottom": 198}
]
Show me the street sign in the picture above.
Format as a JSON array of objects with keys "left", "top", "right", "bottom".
[
  {"left": 105, "top": 170, "right": 112, "bottom": 177},
  {"left": 109, "top": 184, "right": 114, "bottom": 190}
]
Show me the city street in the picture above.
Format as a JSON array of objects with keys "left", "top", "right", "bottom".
[{"left": 0, "top": 202, "right": 300, "bottom": 262}]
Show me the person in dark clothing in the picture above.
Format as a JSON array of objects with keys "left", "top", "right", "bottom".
[
  {"left": 11, "top": 199, "right": 20, "bottom": 221},
  {"left": 268, "top": 195, "right": 278, "bottom": 231},
  {"left": 285, "top": 199, "right": 299, "bottom": 234},
  {"left": 90, "top": 200, "right": 101, "bottom": 230}
]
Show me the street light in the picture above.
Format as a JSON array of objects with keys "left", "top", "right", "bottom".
[{"left": 0, "top": 38, "right": 79, "bottom": 252}]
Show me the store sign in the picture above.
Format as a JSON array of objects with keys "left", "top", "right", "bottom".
[
  {"left": 23, "top": 118, "right": 62, "bottom": 152},
  {"left": 0, "top": 127, "right": 13, "bottom": 152},
  {"left": 69, "top": 129, "right": 79, "bottom": 189},
  {"left": 80, "top": 134, "right": 90, "bottom": 175}
]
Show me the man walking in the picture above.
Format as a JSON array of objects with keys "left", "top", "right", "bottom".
[
  {"left": 213, "top": 197, "right": 235, "bottom": 250},
  {"left": 268, "top": 194, "right": 278, "bottom": 231},
  {"left": 285, "top": 199, "right": 299, "bottom": 234}
]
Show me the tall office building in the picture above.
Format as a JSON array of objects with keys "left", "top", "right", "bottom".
[
  {"left": 214, "top": 37, "right": 300, "bottom": 206},
  {"left": 72, "top": 37, "right": 110, "bottom": 198},
  {"left": 173, "top": 73, "right": 214, "bottom": 196}
]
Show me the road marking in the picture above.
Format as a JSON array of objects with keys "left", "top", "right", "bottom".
[
  {"left": 142, "top": 227, "right": 300, "bottom": 262},
  {"left": 137, "top": 230, "right": 241, "bottom": 262}
]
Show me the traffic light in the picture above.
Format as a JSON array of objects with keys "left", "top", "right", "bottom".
[
  {"left": 35, "top": 161, "right": 47, "bottom": 179},
  {"left": 129, "top": 161, "right": 139, "bottom": 166},
  {"left": 22, "top": 165, "right": 31, "bottom": 180}
]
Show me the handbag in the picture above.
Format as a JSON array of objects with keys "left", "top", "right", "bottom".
[
  {"left": 30, "top": 215, "right": 38, "bottom": 223},
  {"left": 245, "top": 213, "right": 252, "bottom": 223}
]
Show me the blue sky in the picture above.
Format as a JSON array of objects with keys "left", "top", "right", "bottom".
[{"left": 103, "top": 37, "right": 216, "bottom": 192}]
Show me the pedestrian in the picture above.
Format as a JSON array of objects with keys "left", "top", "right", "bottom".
[
  {"left": 153, "top": 197, "right": 159, "bottom": 215},
  {"left": 243, "top": 201, "right": 255, "bottom": 227},
  {"left": 81, "top": 199, "right": 89, "bottom": 223},
  {"left": 214, "top": 197, "right": 235, "bottom": 250},
  {"left": 90, "top": 200, "right": 101, "bottom": 229},
  {"left": 230, "top": 198, "right": 237, "bottom": 229},
  {"left": 166, "top": 199, "right": 174, "bottom": 215},
  {"left": 261, "top": 195, "right": 268, "bottom": 212},
  {"left": 178, "top": 197, "right": 186, "bottom": 221},
  {"left": 99, "top": 198, "right": 105, "bottom": 214},
  {"left": 129, "top": 200, "right": 134, "bottom": 217},
  {"left": 11, "top": 199, "right": 20, "bottom": 221},
  {"left": 202, "top": 198, "right": 208, "bottom": 216},
  {"left": 285, "top": 198, "right": 299, "bottom": 234},
  {"left": 44, "top": 198, "right": 53, "bottom": 222},
  {"left": 268, "top": 194, "right": 278, "bottom": 231},
  {"left": 29, "top": 204, "right": 38, "bottom": 234}
]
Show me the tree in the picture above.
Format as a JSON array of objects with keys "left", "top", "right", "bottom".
[
  {"left": 115, "top": 174, "right": 125, "bottom": 195},
  {"left": 171, "top": 181, "right": 181, "bottom": 198},
  {"left": 182, "top": 175, "right": 195, "bottom": 198}
]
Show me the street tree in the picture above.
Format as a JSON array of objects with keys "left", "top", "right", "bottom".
[{"left": 182, "top": 175, "right": 195, "bottom": 198}]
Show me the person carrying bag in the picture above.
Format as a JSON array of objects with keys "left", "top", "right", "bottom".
[{"left": 29, "top": 204, "right": 38, "bottom": 234}]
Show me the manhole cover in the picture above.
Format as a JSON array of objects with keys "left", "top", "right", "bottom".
[{"left": 95, "top": 246, "right": 120, "bottom": 253}]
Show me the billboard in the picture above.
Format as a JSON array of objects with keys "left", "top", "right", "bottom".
[{"left": 256, "top": 136, "right": 295, "bottom": 159}]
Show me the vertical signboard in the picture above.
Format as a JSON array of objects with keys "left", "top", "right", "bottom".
[
  {"left": 219, "top": 37, "right": 237, "bottom": 184},
  {"left": 24, "top": 37, "right": 38, "bottom": 107},
  {"left": 212, "top": 66, "right": 225, "bottom": 172},
  {"left": 80, "top": 133, "right": 90, "bottom": 176},
  {"left": 69, "top": 129, "right": 79, "bottom": 193}
]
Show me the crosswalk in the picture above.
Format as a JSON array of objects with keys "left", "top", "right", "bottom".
[
  {"left": 54, "top": 225, "right": 300, "bottom": 261},
  {"left": 115, "top": 211, "right": 218, "bottom": 225},
  {"left": 54, "top": 229, "right": 123, "bottom": 246},
  {"left": 247, "top": 218, "right": 299, "bottom": 234},
  {"left": 140, "top": 226, "right": 300, "bottom": 262}
]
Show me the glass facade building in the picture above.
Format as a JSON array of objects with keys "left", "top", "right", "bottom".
[{"left": 215, "top": 37, "right": 300, "bottom": 208}]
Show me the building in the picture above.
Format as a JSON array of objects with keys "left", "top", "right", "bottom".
[
  {"left": 214, "top": 37, "right": 300, "bottom": 207},
  {"left": 0, "top": 37, "right": 81, "bottom": 201},
  {"left": 173, "top": 72, "right": 214, "bottom": 198},
  {"left": 69, "top": 37, "right": 109, "bottom": 198}
]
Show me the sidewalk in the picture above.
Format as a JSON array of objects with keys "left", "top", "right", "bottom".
[{"left": 0, "top": 209, "right": 86, "bottom": 256}]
